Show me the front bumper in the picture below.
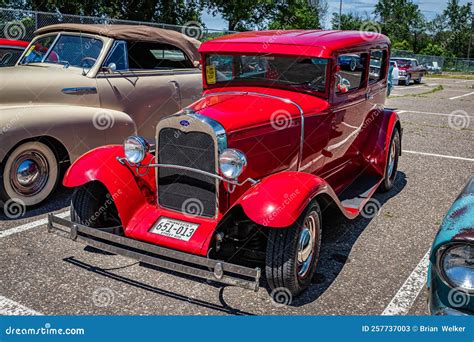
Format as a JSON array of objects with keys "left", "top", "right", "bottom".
[{"left": 48, "top": 214, "right": 261, "bottom": 292}]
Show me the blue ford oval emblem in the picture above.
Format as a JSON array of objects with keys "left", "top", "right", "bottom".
[{"left": 179, "top": 120, "right": 190, "bottom": 127}]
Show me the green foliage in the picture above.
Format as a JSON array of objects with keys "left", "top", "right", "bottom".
[
  {"left": 392, "top": 40, "right": 412, "bottom": 51},
  {"left": 331, "top": 12, "right": 365, "bottom": 31},
  {"left": 419, "top": 43, "right": 450, "bottom": 57},
  {"left": 267, "top": 0, "right": 327, "bottom": 30}
]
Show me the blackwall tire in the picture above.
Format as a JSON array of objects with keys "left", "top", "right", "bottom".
[
  {"left": 379, "top": 129, "right": 400, "bottom": 192},
  {"left": 0, "top": 141, "right": 59, "bottom": 207},
  {"left": 265, "top": 200, "right": 322, "bottom": 298},
  {"left": 70, "top": 182, "right": 122, "bottom": 234}
]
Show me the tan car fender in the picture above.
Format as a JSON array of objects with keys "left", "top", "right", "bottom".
[{"left": 0, "top": 105, "right": 137, "bottom": 163}]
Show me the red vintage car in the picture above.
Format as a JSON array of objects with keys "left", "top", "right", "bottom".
[
  {"left": 0, "top": 38, "right": 28, "bottom": 66},
  {"left": 49, "top": 30, "right": 402, "bottom": 297}
]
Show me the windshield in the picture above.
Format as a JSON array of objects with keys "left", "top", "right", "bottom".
[
  {"left": 391, "top": 59, "right": 411, "bottom": 67},
  {"left": 20, "top": 34, "right": 103, "bottom": 69},
  {"left": 205, "top": 54, "right": 328, "bottom": 93}
]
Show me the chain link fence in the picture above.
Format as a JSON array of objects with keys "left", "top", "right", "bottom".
[
  {"left": 0, "top": 7, "right": 233, "bottom": 42},
  {"left": 392, "top": 49, "right": 474, "bottom": 74}
]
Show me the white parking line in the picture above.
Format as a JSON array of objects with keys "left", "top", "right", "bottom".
[
  {"left": 0, "top": 211, "right": 69, "bottom": 239},
  {"left": 449, "top": 92, "right": 474, "bottom": 100},
  {"left": 382, "top": 250, "right": 430, "bottom": 315},
  {"left": 403, "top": 150, "right": 474, "bottom": 162},
  {"left": 0, "top": 294, "right": 42, "bottom": 315},
  {"left": 393, "top": 85, "right": 426, "bottom": 91},
  {"left": 396, "top": 110, "right": 472, "bottom": 117}
]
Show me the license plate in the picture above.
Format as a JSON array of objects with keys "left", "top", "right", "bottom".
[{"left": 149, "top": 217, "right": 199, "bottom": 241}]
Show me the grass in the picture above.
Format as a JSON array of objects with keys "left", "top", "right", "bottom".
[
  {"left": 393, "top": 84, "right": 444, "bottom": 98},
  {"left": 426, "top": 73, "right": 474, "bottom": 80}
]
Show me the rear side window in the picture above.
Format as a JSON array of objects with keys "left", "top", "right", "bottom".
[
  {"left": 369, "top": 49, "right": 387, "bottom": 84},
  {"left": 335, "top": 53, "right": 367, "bottom": 94},
  {"left": 127, "top": 42, "right": 193, "bottom": 70}
]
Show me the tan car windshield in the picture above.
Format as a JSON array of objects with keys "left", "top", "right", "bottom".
[{"left": 20, "top": 34, "right": 103, "bottom": 69}]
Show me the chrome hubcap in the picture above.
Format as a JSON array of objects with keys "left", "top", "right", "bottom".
[
  {"left": 387, "top": 140, "right": 396, "bottom": 179},
  {"left": 297, "top": 212, "right": 318, "bottom": 278},
  {"left": 10, "top": 151, "right": 49, "bottom": 197}
]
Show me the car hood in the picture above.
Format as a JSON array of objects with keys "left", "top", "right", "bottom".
[
  {"left": 188, "top": 87, "right": 330, "bottom": 132},
  {"left": 0, "top": 64, "right": 99, "bottom": 108},
  {"left": 431, "top": 176, "right": 474, "bottom": 252}
]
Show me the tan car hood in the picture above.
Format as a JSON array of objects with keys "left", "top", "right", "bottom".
[{"left": 0, "top": 64, "right": 100, "bottom": 108}]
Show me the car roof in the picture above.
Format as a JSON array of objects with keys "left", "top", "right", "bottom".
[
  {"left": 0, "top": 38, "right": 29, "bottom": 48},
  {"left": 200, "top": 30, "right": 390, "bottom": 58},
  {"left": 34, "top": 24, "right": 201, "bottom": 62}
]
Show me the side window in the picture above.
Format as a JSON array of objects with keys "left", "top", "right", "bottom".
[
  {"left": 335, "top": 53, "right": 367, "bottom": 94},
  {"left": 127, "top": 41, "right": 193, "bottom": 70},
  {"left": 104, "top": 40, "right": 128, "bottom": 71},
  {"left": 369, "top": 49, "right": 386, "bottom": 84}
]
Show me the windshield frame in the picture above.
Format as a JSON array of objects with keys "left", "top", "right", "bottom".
[
  {"left": 19, "top": 32, "right": 106, "bottom": 69},
  {"left": 203, "top": 52, "right": 330, "bottom": 98}
]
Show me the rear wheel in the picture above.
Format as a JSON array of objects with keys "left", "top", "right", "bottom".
[
  {"left": 70, "top": 182, "right": 122, "bottom": 234},
  {"left": 265, "top": 200, "right": 322, "bottom": 297},
  {"left": 379, "top": 129, "right": 400, "bottom": 192},
  {"left": 0, "top": 141, "right": 59, "bottom": 207},
  {"left": 414, "top": 76, "right": 422, "bottom": 84}
]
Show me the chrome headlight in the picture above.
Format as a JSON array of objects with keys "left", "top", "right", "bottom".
[
  {"left": 124, "top": 136, "right": 149, "bottom": 164},
  {"left": 219, "top": 149, "right": 247, "bottom": 179},
  {"left": 399, "top": 70, "right": 406, "bottom": 76},
  {"left": 441, "top": 244, "right": 474, "bottom": 291}
]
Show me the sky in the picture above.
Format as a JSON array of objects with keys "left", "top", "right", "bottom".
[{"left": 201, "top": 0, "right": 473, "bottom": 30}]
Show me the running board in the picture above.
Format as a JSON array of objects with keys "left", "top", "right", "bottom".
[
  {"left": 47, "top": 214, "right": 261, "bottom": 292},
  {"left": 338, "top": 171, "right": 382, "bottom": 212}
]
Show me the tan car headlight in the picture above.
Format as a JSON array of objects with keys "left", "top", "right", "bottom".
[
  {"left": 219, "top": 149, "right": 247, "bottom": 179},
  {"left": 124, "top": 136, "right": 149, "bottom": 164},
  {"left": 441, "top": 244, "right": 474, "bottom": 291}
]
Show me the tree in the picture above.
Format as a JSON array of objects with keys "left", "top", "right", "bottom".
[
  {"left": 331, "top": 12, "right": 365, "bottom": 31},
  {"left": 268, "top": 0, "right": 327, "bottom": 30},
  {"left": 420, "top": 43, "right": 450, "bottom": 56},
  {"left": 439, "top": 0, "right": 472, "bottom": 57},
  {"left": 205, "top": 0, "right": 274, "bottom": 31},
  {"left": 374, "top": 0, "right": 424, "bottom": 52}
]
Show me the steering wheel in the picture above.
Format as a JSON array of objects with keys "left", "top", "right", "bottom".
[
  {"left": 81, "top": 56, "right": 97, "bottom": 68},
  {"left": 308, "top": 76, "right": 325, "bottom": 90}
]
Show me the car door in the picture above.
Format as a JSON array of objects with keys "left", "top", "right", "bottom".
[
  {"left": 320, "top": 51, "right": 370, "bottom": 189},
  {"left": 96, "top": 40, "right": 193, "bottom": 141}
]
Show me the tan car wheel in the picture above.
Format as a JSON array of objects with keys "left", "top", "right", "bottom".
[{"left": 1, "top": 142, "right": 59, "bottom": 206}]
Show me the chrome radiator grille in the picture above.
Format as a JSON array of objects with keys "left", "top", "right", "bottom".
[{"left": 157, "top": 128, "right": 217, "bottom": 217}]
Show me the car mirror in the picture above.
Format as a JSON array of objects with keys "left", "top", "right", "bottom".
[{"left": 102, "top": 62, "right": 117, "bottom": 73}]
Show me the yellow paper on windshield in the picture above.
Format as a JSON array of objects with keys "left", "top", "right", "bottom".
[
  {"left": 206, "top": 65, "right": 216, "bottom": 85},
  {"left": 25, "top": 45, "right": 35, "bottom": 57}
]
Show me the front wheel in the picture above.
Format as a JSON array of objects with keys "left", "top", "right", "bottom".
[
  {"left": 405, "top": 74, "right": 411, "bottom": 86},
  {"left": 265, "top": 200, "right": 322, "bottom": 297},
  {"left": 71, "top": 182, "right": 122, "bottom": 234},
  {"left": 0, "top": 141, "right": 59, "bottom": 207},
  {"left": 379, "top": 129, "right": 400, "bottom": 192}
]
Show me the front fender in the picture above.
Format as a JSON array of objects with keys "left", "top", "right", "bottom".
[
  {"left": 233, "top": 171, "right": 353, "bottom": 228},
  {"left": 0, "top": 105, "right": 136, "bottom": 163},
  {"left": 63, "top": 145, "right": 155, "bottom": 227}
]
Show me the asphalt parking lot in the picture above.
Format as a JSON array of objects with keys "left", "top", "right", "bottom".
[{"left": 1, "top": 77, "right": 473, "bottom": 316}]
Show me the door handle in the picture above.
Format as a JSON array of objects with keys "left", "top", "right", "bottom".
[
  {"left": 365, "top": 93, "right": 374, "bottom": 100},
  {"left": 168, "top": 81, "right": 182, "bottom": 109}
]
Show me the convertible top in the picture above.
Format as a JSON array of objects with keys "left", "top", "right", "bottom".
[{"left": 34, "top": 24, "right": 201, "bottom": 62}]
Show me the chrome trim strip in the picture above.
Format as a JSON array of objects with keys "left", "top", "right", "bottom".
[
  {"left": 186, "top": 110, "right": 228, "bottom": 153},
  {"left": 61, "top": 87, "right": 98, "bottom": 95},
  {"left": 202, "top": 91, "right": 305, "bottom": 169}
]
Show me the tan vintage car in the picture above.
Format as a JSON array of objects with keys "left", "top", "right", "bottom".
[{"left": 0, "top": 24, "right": 203, "bottom": 207}]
